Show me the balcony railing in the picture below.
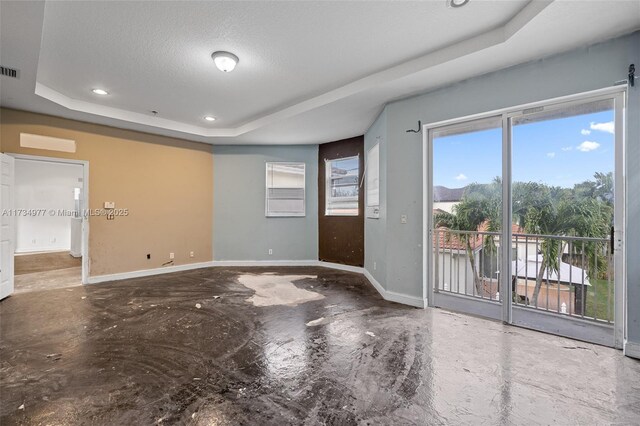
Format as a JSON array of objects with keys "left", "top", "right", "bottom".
[{"left": 433, "top": 229, "right": 613, "bottom": 323}]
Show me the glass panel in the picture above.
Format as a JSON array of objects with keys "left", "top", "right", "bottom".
[
  {"left": 510, "top": 98, "right": 615, "bottom": 323},
  {"left": 267, "top": 162, "right": 305, "bottom": 188},
  {"left": 326, "top": 156, "right": 359, "bottom": 216},
  {"left": 366, "top": 145, "right": 379, "bottom": 208},
  {"left": 432, "top": 116, "right": 503, "bottom": 301}
]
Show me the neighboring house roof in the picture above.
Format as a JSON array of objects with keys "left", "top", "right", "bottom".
[
  {"left": 434, "top": 220, "right": 525, "bottom": 252},
  {"left": 512, "top": 255, "right": 591, "bottom": 286},
  {"left": 433, "top": 226, "right": 484, "bottom": 251},
  {"left": 433, "top": 186, "right": 466, "bottom": 202}
]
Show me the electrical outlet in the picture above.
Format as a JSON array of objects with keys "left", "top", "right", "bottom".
[
  {"left": 190, "top": 251, "right": 194, "bottom": 258},
  {"left": 268, "top": 249, "right": 273, "bottom": 255},
  {"left": 401, "top": 215, "right": 408, "bottom": 224},
  {"left": 374, "top": 261, "right": 377, "bottom": 270},
  {"left": 169, "top": 252, "right": 174, "bottom": 260}
]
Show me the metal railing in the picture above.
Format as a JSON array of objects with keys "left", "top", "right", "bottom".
[
  {"left": 433, "top": 229, "right": 613, "bottom": 323},
  {"left": 433, "top": 229, "right": 502, "bottom": 302}
]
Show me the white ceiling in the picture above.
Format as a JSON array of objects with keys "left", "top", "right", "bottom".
[{"left": 1, "top": 1, "right": 639, "bottom": 145}]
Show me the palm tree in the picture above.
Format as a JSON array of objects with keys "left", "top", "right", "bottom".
[
  {"left": 521, "top": 195, "right": 612, "bottom": 308},
  {"left": 434, "top": 179, "right": 501, "bottom": 295}
]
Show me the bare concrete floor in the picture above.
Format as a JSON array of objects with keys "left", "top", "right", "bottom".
[
  {"left": 13, "top": 267, "right": 82, "bottom": 294},
  {"left": 14, "top": 251, "right": 82, "bottom": 294},
  {"left": 1, "top": 267, "right": 639, "bottom": 425}
]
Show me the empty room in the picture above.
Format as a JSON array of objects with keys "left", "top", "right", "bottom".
[{"left": 1, "top": 1, "right": 639, "bottom": 424}]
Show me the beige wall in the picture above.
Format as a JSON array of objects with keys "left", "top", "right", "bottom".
[{"left": 0, "top": 108, "right": 213, "bottom": 277}]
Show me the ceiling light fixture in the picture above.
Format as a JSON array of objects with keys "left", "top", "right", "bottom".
[
  {"left": 92, "top": 88, "right": 109, "bottom": 95},
  {"left": 211, "top": 51, "right": 239, "bottom": 73},
  {"left": 204, "top": 116, "right": 216, "bottom": 122},
  {"left": 447, "top": 0, "right": 469, "bottom": 7}
]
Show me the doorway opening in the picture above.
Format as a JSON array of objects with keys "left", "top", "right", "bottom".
[{"left": 12, "top": 156, "right": 88, "bottom": 294}]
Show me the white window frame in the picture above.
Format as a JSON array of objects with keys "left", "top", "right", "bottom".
[
  {"left": 265, "top": 161, "right": 306, "bottom": 217},
  {"left": 325, "top": 155, "right": 360, "bottom": 217}
]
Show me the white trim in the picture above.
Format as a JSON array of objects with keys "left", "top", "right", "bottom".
[
  {"left": 87, "top": 261, "right": 217, "bottom": 284},
  {"left": 211, "top": 260, "right": 318, "bottom": 267},
  {"left": 8, "top": 153, "right": 90, "bottom": 285},
  {"left": 614, "top": 90, "right": 626, "bottom": 348},
  {"left": 422, "top": 125, "right": 429, "bottom": 306},
  {"left": 87, "top": 260, "right": 320, "bottom": 284},
  {"left": 317, "top": 261, "right": 364, "bottom": 274},
  {"left": 623, "top": 340, "right": 640, "bottom": 359},
  {"left": 363, "top": 269, "right": 426, "bottom": 308}
]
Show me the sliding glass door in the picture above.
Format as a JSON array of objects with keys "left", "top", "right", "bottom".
[{"left": 426, "top": 88, "right": 625, "bottom": 347}]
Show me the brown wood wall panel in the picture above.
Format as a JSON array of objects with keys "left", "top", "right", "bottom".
[{"left": 318, "top": 136, "right": 364, "bottom": 267}]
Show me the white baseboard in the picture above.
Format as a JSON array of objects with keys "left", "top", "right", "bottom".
[
  {"left": 15, "top": 248, "right": 70, "bottom": 255},
  {"left": 624, "top": 340, "right": 640, "bottom": 359},
  {"left": 86, "top": 261, "right": 216, "bottom": 284},
  {"left": 317, "top": 261, "right": 364, "bottom": 274},
  {"left": 363, "top": 269, "right": 425, "bottom": 308},
  {"left": 86, "top": 260, "right": 319, "bottom": 284},
  {"left": 210, "top": 260, "right": 318, "bottom": 267},
  {"left": 85, "top": 259, "right": 424, "bottom": 309}
]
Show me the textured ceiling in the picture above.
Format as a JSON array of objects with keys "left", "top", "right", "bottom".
[{"left": 1, "top": 1, "right": 639, "bottom": 145}]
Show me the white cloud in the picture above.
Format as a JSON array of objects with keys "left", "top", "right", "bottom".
[
  {"left": 561, "top": 146, "right": 573, "bottom": 151},
  {"left": 546, "top": 152, "right": 556, "bottom": 158},
  {"left": 581, "top": 129, "right": 591, "bottom": 136},
  {"left": 590, "top": 121, "right": 614, "bottom": 134},
  {"left": 577, "top": 141, "right": 600, "bottom": 152},
  {"left": 454, "top": 173, "right": 468, "bottom": 181}
]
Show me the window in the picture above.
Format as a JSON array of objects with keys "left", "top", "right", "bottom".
[
  {"left": 265, "top": 162, "right": 305, "bottom": 217},
  {"left": 325, "top": 156, "right": 359, "bottom": 216},
  {"left": 366, "top": 143, "right": 380, "bottom": 218}
]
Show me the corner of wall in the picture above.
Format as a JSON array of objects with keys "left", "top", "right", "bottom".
[{"left": 364, "top": 107, "right": 388, "bottom": 290}]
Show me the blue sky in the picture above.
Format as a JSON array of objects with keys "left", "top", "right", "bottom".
[{"left": 433, "top": 110, "right": 614, "bottom": 189}]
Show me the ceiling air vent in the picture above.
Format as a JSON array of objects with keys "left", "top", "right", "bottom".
[{"left": 0, "top": 66, "right": 19, "bottom": 79}]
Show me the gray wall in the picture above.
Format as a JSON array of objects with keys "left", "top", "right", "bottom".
[
  {"left": 365, "top": 32, "right": 640, "bottom": 341},
  {"left": 213, "top": 145, "right": 318, "bottom": 261}
]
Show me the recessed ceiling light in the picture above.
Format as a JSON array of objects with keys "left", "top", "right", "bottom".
[
  {"left": 92, "top": 88, "right": 109, "bottom": 95},
  {"left": 211, "top": 51, "right": 239, "bottom": 73},
  {"left": 204, "top": 116, "right": 216, "bottom": 122},
  {"left": 448, "top": 0, "right": 469, "bottom": 7}
]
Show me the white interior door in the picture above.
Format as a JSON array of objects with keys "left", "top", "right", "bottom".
[{"left": 0, "top": 153, "right": 15, "bottom": 300}]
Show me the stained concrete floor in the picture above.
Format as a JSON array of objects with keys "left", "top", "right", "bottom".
[{"left": 1, "top": 267, "right": 639, "bottom": 425}]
